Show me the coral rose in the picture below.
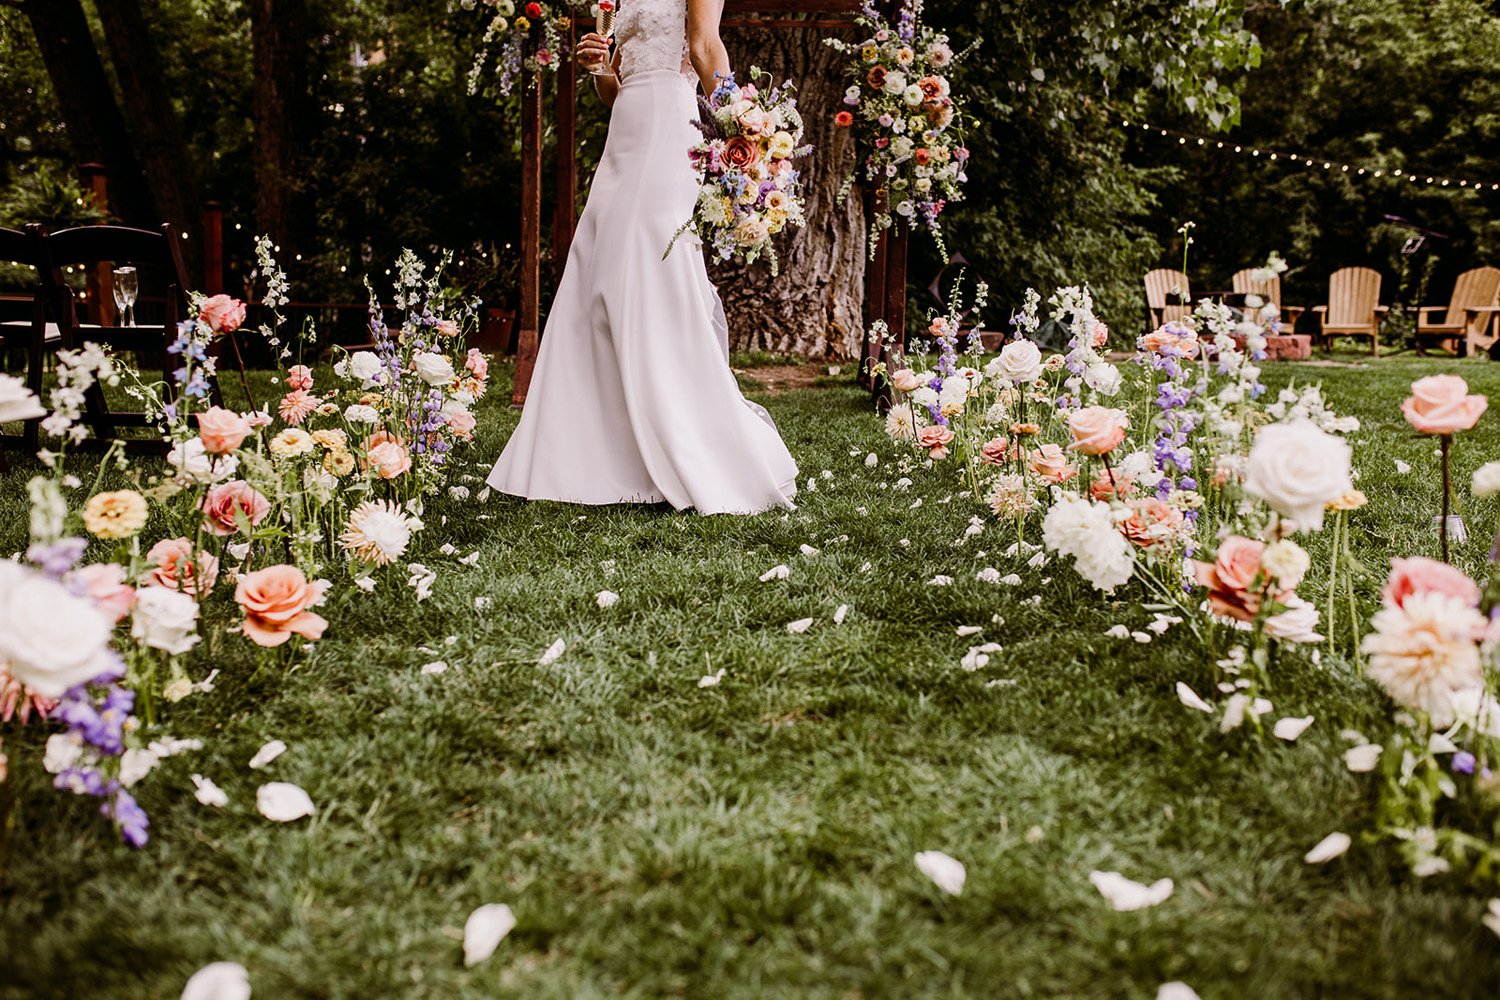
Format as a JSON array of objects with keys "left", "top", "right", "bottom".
[
  {"left": 1029, "top": 443, "right": 1078, "bottom": 484},
  {"left": 1141, "top": 325, "right": 1199, "bottom": 358},
  {"left": 197, "top": 406, "right": 251, "bottom": 455},
  {"left": 1119, "top": 498, "right": 1184, "bottom": 550},
  {"left": 446, "top": 410, "right": 477, "bottom": 440},
  {"left": 1401, "top": 374, "right": 1488, "bottom": 435},
  {"left": 201, "top": 480, "right": 271, "bottom": 536},
  {"left": 1382, "top": 556, "right": 1481, "bottom": 610},
  {"left": 916, "top": 424, "right": 955, "bottom": 460},
  {"left": 980, "top": 437, "right": 1013, "bottom": 466},
  {"left": 1193, "top": 535, "right": 1281, "bottom": 621},
  {"left": 1090, "top": 469, "right": 1135, "bottom": 502},
  {"left": 367, "top": 440, "right": 413, "bottom": 479},
  {"left": 235, "top": 564, "right": 328, "bottom": 647},
  {"left": 198, "top": 294, "right": 246, "bottom": 334},
  {"left": 890, "top": 368, "right": 922, "bottom": 392},
  {"left": 434, "top": 319, "right": 459, "bottom": 338},
  {"left": 285, "top": 365, "right": 314, "bottom": 391},
  {"left": 465, "top": 348, "right": 489, "bottom": 380},
  {"left": 1067, "top": 406, "right": 1129, "bottom": 456},
  {"left": 145, "top": 537, "right": 220, "bottom": 596},
  {"left": 723, "top": 136, "right": 760, "bottom": 170}
]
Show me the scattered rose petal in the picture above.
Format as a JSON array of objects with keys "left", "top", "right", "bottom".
[
  {"left": 928, "top": 575, "right": 954, "bottom": 586},
  {"left": 1089, "top": 871, "right": 1174, "bottom": 911},
  {"left": 1000, "top": 573, "right": 1022, "bottom": 586},
  {"left": 463, "top": 903, "right": 517, "bottom": 967},
  {"left": 1131, "top": 631, "right": 1152, "bottom": 644},
  {"left": 698, "top": 669, "right": 725, "bottom": 688},
  {"left": 1395, "top": 459, "right": 1411, "bottom": 474},
  {"left": 248, "top": 740, "right": 287, "bottom": 770},
  {"left": 459, "top": 551, "right": 481, "bottom": 566},
  {"left": 833, "top": 604, "right": 849, "bottom": 625},
  {"left": 960, "top": 642, "right": 1003, "bottom": 672},
  {"left": 799, "top": 544, "right": 820, "bottom": 556},
  {"left": 474, "top": 596, "right": 492, "bottom": 611},
  {"left": 864, "top": 452, "right": 878, "bottom": 467},
  {"left": 913, "top": 850, "right": 966, "bottom": 896},
  {"left": 1345, "top": 743, "right": 1383, "bottom": 772},
  {"left": 976, "top": 567, "right": 1001, "bottom": 584},
  {"left": 539, "top": 639, "right": 566, "bottom": 666},
  {"left": 439, "top": 543, "right": 457, "bottom": 556},
  {"left": 421, "top": 661, "right": 448, "bottom": 675},
  {"left": 1105, "top": 624, "right": 1130, "bottom": 639},
  {"left": 191, "top": 774, "right": 228, "bottom": 808},
  {"left": 1304, "top": 832, "right": 1351, "bottom": 864},
  {"left": 759, "top": 564, "right": 791, "bottom": 582},
  {"left": 859, "top": 561, "right": 873, "bottom": 573},
  {"left": 956, "top": 625, "right": 983, "bottom": 637},
  {"left": 353, "top": 575, "right": 376, "bottom": 593},
  {"left": 1273, "top": 716, "right": 1314, "bottom": 742},
  {"left": 255, "top": 782, "right": 315, "bottom": 822},
  {"left": 1157, "top": 984, "right": 1201, "bottom": 1000},
  {"left": 1175, "top": 682, "right": 1213, "bottom": 713},
  {"left": 1483, "top": 899, "right": 1500, "bottom": 939},
  {"left": 181, "top": 962, "right": 251, "bottom": 1000},
  {"left": 596, "top": 590, "right": 619, "bottom": 609},
  {"left": 787, "top": 618, "right": 814, "bottom": 634}
]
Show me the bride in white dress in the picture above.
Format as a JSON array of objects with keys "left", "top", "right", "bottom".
[{"left": 486, "top": 0, "right": 799, "bottom": 515}]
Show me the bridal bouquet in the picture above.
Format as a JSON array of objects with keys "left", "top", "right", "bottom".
[
  {"left": 826, "top": 0, "right": 973, "bottom": 258},
  {"left": 669, "top": 68, "right": 810, "bottom": 275}
]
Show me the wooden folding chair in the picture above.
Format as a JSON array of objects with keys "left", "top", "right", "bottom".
[
  {"left": 0, "top": 227, "right": 60, "bottom": 466},
  {"left": 1415, "top": 266, "right": 1500, "bottom": 357},
  {"left": 1231, "top": 267, "right": 1304, "bottom": 329},
  {"left": 32, "top": 223, "right": 212, "bottom": 453},
  {"left": 1312, "top": 266, "right": 1387, "bottom": 355},
  {"left": 1143, "top": 268, "right": 1192, "bottom": 329}
]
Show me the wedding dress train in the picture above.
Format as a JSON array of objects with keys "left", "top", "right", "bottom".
[{"left": 486, "top": 0, "right": 798, "bottom": 515}]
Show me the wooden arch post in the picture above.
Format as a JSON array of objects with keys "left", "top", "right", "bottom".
[{"left": 510, "top": 0, "right": 908, "bottom": 407}]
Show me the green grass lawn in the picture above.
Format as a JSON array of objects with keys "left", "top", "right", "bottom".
[{"left": 5, "top": 353, "right": 1500, "bottom": 998}]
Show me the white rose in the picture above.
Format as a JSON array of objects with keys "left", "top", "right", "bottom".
[
  {"left": 1243, "top": 419, "right": 1353, "bottom": 532},
  {"left": 938, "top": 378, "right": 969, "bottom": 414},
  {"left": 343, "top": 403, "right": 380, "bottom": 425},
  {"left": 1261, "top": 540, "right": 1311, "bottom": 589},
  {"left": 993, "top": 339, "right": 1042, "bottom": 383},
  {"left": 1474, "top": 461, "right": 1500, "bottom": 498},
  {"left": 0, "top": 373, "right": 46, "bottom": 423},
  {"left": 912, "top": 386, "right": 938, "bottom": 409},
  {"left": 1084, "top": 361, "right": 1121, "bottom": 396},
  {"left": 167, "top": 438, "right": 238, "bottom": 484},
  {"left": 347, "top": 351, "right": 385, "bottom": 387},
  {"left": 412, "top": 352, "right": 456, "bottom": 387},
  {"left": 882, "top": 70, "right": 907, "bottom": 95},
  {"left": 0, "top": 560, "right": 117, "bottom": 697},
  {"left": 130, "top": 586, "right": 201, "bottom": 656}
]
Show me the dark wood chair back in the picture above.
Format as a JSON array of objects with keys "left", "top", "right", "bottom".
[{"left": 0, "top": 227, "right": 51, "bottom": 463}]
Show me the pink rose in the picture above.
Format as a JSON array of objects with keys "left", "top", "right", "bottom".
[
  {"left": 1090, "top": 470, "right": 1135, "bottom": 502},
  {"left": 1193, "top": 535, "right": 1278, "bottom": 621},
  {"left": 367, "top": 440, "right": 412, "bottom": 479},
  {"left": 201, "top": 480, "right": 271, "bottom": 536},
  {"left": 197, "top": 405, "right": 251, "bottom": 455},
  {"left": 1067, "top": 406, "right": 1129, "bottom": 456},
  {"left": 71, "top": 563, "right": 136, "bottom": 623},
  {"left": 916, "top": 424, "right": 955, "bottom": 460},
  {"left": 235, "top": 564, "right": 328, "bottom": 647},
  {"left": 1382, "top": 556, "right": 1481, "bottom": 610},
  {"left": 890, "top": 368, "right": 922, "bottom": 392},
  {"left": 1091, "top": 322, "right": 1110, "bottom": 348},
  {"left": 446, "top": 410, "right": 477, "bottom": 441},
  {"left": 1029, "top": 443, "right": 1078, "bottom": 485},
  {"left": 1119, "top": 498, "right": 1184, "bottom": 550},
  {"left": 980, "top": 436, "right": 1012, "bottom": 466},
  {"left": 1401, "top": 374, "right": 1488, "bottom": 435},
  {"left": 145, "top": 537, "right": 220, "bottom": 596},
  {"left": 435, "top": 319, "right": 459, "bottom": 339},
  {"left": 465, "top": 348, "right": 489, "bottom": 380},
  {"left": 1141, "top": 326, "right": 1199, "bottom": 358},
  {"left": 198, "top": 294, "right": 247, "bottom": 334},
  {"left": 286, "top": 365, "right": 315, "bottom": 391}
]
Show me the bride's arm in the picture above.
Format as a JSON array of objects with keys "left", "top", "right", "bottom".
[
  {"left": 578, "top": 31, "right": 621, "bottom": 107},
  {"left": 687, "top": 0, "right": 730, "bottom": 96}
]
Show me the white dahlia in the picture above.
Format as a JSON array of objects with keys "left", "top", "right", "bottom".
[
  {"left": 339, "top": 501, "right": 416, "bottom": 567},
  {"left": 1361, "top": 591, "right": 1486, "bottom": 725}
]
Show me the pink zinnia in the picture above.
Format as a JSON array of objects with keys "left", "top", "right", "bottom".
[{"left": 278, "top": 389, "right": 320, "bottom": 426}]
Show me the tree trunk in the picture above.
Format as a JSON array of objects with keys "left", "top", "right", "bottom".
[
  {"left": 250, "top": 0, "right": 308, "bottom": 253},
  {"left": 718, "top": 24, "right": 865, "bottom": 358},
  {"left": 93, "top": 0, "right": 201, "bottom": 277},
  {"left": 21, "top": 0, "right": 155, "bottom": 226}
]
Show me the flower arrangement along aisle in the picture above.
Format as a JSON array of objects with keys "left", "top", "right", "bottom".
[
  {"left": 461, "top": 0, "right": 576, "bottom": 96},
  {"left": 669, "top": 68, "right": 810, "bottom": 275},
  {"left": 825, "top": 0, "right": 973, "bottom": 258},
  {"left": 0, "top": 242, "right": 490, "bottom": 849}
]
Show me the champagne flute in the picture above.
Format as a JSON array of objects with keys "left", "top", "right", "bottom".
[
  {"left": 112, "top": 266, "right": 139, "bottom": 327},
  {"left": 589, "top": 0, "right": 616, "bottom": 76}
]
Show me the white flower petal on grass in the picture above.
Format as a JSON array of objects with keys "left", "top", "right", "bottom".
[
  {"left": 180, "top": 961, "right": 251, "bottom": 1000},
  {"left": 1304, "top": 832, "right": 1351, "bottom": 864},
  {"left": 799, "top": 544, "right": 820, "bottom": 556},
  {"left": 913, "top": 851, "right": 966, "bottom": 896},
  {"left": 539, "top": 639, "right": 566, "bottom": 666},
  {"left": 421, "top": 661, "right": 448, "bottom": 675},
  {"left": 864, "top": 452, "right": 878, "bottom": 467},
  {"left": 1273, "top": 716, "right": 1315, "bottom": 742},
  {"left": 1000, "top": 573, "right": 1022, "bottom": 586},
  {"left": 474, "top": 596, "right": 492, "bottom": 611},
  {"left": 956, "top": 625, "right": 983, "bottom": 637},
  {"left": 759, "top": 564, "right": 791, "bottom": 582},
  {"left": 1105, "top": 624, "right": 1131, "bottom": 639},
  {"left": 833, "top": 604, "right": 849, "bottom": 625},
  {"left": 248, "top": 740, "right": 288, "bottom": 770},
  {"left": 787, "top": 618, "right": 814, "bottom": 634},
  {"left": 353, "top": 575, "right": 377, "bottom": 593},
  {"left": 440, "top": 543, "right": 458, "bottom": 556},
  {"left": 960, "top": 643, "right": 1003, "bottom": 672},
  {"left": 1156, "top": 984, "right": 1201, "bottom": 1000},
  {"left": 1175, "top": 682, "right": 1214, "bottom": 713},
  {"left": 255, "top": 782, "right": 315, "bottom": 822},
  {"left": 698, "top": 669, "right": 725, "bottom": 688},
  {"left": 928, "top": 575, "right": 954, "bottom": 587},
  {"left": 1483, "top": 899, "right": 1500, "bottom": 940},
  {"left": 1395, "top": 459, "right": 1411, "bottom": 475},
  {"left": 459, "top": 551, "right": 481, "bottom": 566},
  {"left": 191, "top": 774, "right": 228, "bottom": 808},
  {"left": 976, "top": 567, "right": 1001, "bottom": 584},
  {"left": 1429, "top": 732, "right": 1458, "bottom": 755},
  {"left": 1131, "top": 631, "right": 1152, "bottom": 644},
  {"left": 1345, "top": 744, "right": 1383, "bottom": 773},
  {"left": 596, "top": 590, "right": 620, "bottom": 609},
  {"left": 463, "top": 903, "right": 517, "bottom": 967},
  {"left": 1089, "top": 871, "right": 1174, "bottom": 911}
]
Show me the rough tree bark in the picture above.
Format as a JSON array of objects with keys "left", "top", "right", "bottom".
[
  {"left": 20, "top": 0, "right": 155, "bottom": 226},
  {"left": 250, "top": 0, "right": 308, "bottom": 254},
  {"left": 93, "top": 0, "right": 201, "bottom": 277},
  {"left": 718, "top": 23, "right": 865, "bottom": 358}
]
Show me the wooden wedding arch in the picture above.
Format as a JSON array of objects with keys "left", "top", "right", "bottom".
[{"left": 509, "top": 0, "right": 910, "bottom": 406}]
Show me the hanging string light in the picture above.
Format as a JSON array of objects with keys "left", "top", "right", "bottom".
[{"left": 1119, "top": 117, "right": 1500, "bottom": 192}]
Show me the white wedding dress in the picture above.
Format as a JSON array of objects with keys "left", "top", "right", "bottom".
[{"left": 486, "top": 0, "right": 798, "bottom": 515}]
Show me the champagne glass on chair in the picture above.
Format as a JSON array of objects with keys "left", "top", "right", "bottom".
[{"left": 112, "top": 266, "right": 139, "bottom": 327}]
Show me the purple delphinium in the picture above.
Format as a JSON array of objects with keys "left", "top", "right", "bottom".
[
  {"left": 1453, "top": 751, "right": 1477, "bottom": 775},
  {"left": 49, "top": 651, "right": 148, "bottom": 848},
  {"left": 27, "top": 536, "right": 87, "bottom": 578}
]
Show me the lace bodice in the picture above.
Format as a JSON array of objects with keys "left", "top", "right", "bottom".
[{"left": 614, "top": 0, "right": 693, "bottom": 81}]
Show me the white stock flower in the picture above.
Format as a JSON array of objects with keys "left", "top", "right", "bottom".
[
  {"left": 412, "top": 351, "right": 456, "bottom": 387},
  {"left": 131, "top": 586, "right": 201, "bottom": 656},
  {"left": 1083, "top": 361, "right": 1121, "bottom": 396},
  {"left": 1243, "top": 419, "right": 1353, "bottom": 531},
  {"left": 343, "top": 403, "right": 380, "bottom": 425},
  {"left": 0, "top": 560, "right": 117, "bottom": 697}
]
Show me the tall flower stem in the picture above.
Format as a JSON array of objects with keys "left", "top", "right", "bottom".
[{"left": 1441, "top": 433, "right": 1453, "bottom": 563}]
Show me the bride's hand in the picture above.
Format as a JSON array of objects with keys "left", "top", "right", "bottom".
[{"left": 577, "top": 32, "right": 612, "bottom": 74}]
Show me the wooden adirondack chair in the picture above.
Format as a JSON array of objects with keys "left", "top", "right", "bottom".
[
  {"left": 1231, "top": 268, "right": 1304, "bottom": 329},
  {"left": 1415, "top": 266, "right": 1500, "bottom": 356},
  {"left": 1312, "top": 267, "right": 1387, "bottom": 355},
  {"left": 1143, "top": 269, "right": 1191, "bottom": 329}
]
